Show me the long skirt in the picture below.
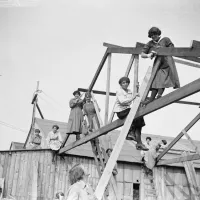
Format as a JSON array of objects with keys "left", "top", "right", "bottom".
[
  {"left": 151, "top": 56, "right": 180, "bottom": 89},
  {"left": 66, "top": 106, "right": 83, "bottom": 134}
]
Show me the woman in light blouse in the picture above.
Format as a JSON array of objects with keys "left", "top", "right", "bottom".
[{"left": 114, "top": 77, "right": 148, "bottom": 151}]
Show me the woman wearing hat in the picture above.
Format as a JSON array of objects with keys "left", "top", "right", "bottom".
[
  {"left": 83, "top": 92, "right": 100, "bottom": 132},
  {"left": 141, "top": 27, "right": 180, "bottom": 105},
  {"left": 66, "top": 90, "right": 84, "bottom": 141},
  {"left": 114, "top": 77, "right": 148, "bottom": 151}
]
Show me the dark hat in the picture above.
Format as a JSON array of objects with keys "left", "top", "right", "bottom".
[
  {"left": 52, "top": 125, "right": 59, "bottom": 130},
  {"left": 73, "top": 90, "right": 81, "bottom": 96},
  {"left": 146, "top": 136, "right": 152, "bottom": 141},
  {"left": 106, "top": 148, "right": 113, "bottom": 154},
  {"left": 148, "top": 27, "right": 161, "bottom": 38},
  {"left": 118, "top": 77, "right": 130, "bottom": 85},
  {"left": 85, "top": 92, "right": 92, "bottom": 98},
  {"left": 35, "top": 129, "right": 40, "bottom": 133}
]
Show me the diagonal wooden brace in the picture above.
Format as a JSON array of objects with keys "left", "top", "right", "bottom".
[
  {"left": 94, "top": 65, "right": 154, "bottom": 200},
  {"left": 59, "top": 78, "right": 200, "bottom": 154},
  {"left": 157, "top": 112, "right": 200, "bottom": 162}
]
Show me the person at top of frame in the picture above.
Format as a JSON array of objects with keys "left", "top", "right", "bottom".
[
  {"left": 66, "top": 90, "right": 84, "bottom": 141},
  {"left": 141, "top": 26, "right": 180, "bottom": 105},
  {"left": 114, "top": 76, "right": 148, "bottom": 151}
]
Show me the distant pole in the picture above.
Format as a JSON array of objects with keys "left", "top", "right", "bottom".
[
  {"left": 31, "top": 81, "right": 40, "bottom": 127},
  {"left": 133, "top": 55, "right": 139, "bottom": 94}
]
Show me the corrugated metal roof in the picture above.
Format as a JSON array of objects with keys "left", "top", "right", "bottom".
[{"left": 34, "top": 117, "right": 200, "bottom": 165}]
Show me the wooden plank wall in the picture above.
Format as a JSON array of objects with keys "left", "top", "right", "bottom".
[
  {"left": 0, "top": 150, "right": 199, "bottom": 200},
  {"left": 0, "top": 150, "right": 141, "bottom": 200},
  {"left": 163, "top": 166, "right": 200, "bottom": 200}
]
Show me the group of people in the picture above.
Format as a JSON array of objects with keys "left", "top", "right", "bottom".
[
  {"left": 66, "top": 91, "right": 99, "bottom": 141},
  {"left": 28, "top": 26, "right": 180, "bottom": 199}
]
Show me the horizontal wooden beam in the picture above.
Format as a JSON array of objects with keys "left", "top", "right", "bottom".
[
  {"left": 176, "top": 100, "right": 200, "bottom": 106},
  {"left": 88, "top": 50, "right": 109, "bottom": 92},
  {"left": 157, "top": 112, "right": 200, "bottom": 162},
  {"left": 174, "top": 58, "right": 200, "bottom": 69},
  {"left": 78, "top": 88, "right": 116, "bottom": 96},
  {"left": 103, "top": 43, "right": 123, "bottom": 48},
  {"left": 59, "top": 78, "right": 200, "bottom": 154},
  {"left": 78, "top": 88, "right": 200, "bottom": 106},
  {"left": 176, "top": 56, "right": 200, "bottom": 63},
  {"left": 105, "top": 42, "right": 200, "bottom": 63},
  {"left": 157, "top": 153, "right": 200, "bottom": 166},
  {"left": 107, "top": 47, "right": 200, "bottom": 57}
]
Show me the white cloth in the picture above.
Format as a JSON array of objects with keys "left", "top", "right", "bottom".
[
  {"left": 66, "top": 180, "right": 97, "bottom": 200},
  {"left": 46, "top": 131, "right": 63, "bottom": 150},
  {"left": 114, "top": 87, "right": 133, "bottom": 113},
  {"left": 144, "top": 142, "right": 162, "bottom": 170},
  {"left": 141, "top": 142, "right": 151, "bottom": 157}
]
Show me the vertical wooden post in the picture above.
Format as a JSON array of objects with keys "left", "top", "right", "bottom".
[
  {"left": 104, "top": 53, "right": 112, "bottom": 149},
  {"left": 104, "top": 53, "right": 112, "bottom": 125},
  {"left": 32, "top": 81, "right": 40, "bottom": 122},
  {"left": 133, "top": 55, "right": 139, "bottom": 94},
  {"left": 125, "top": 54, "right": 135, "bottom": 77},
  {"left": 182, "top": 152, "right": 200, "bottom": 199},
  {"left": 108, "top": 54, "right": 135, "bottom": 123}
]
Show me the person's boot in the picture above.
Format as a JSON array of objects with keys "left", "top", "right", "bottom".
[
  {"left": 136, "top": 143, "right": 149, "bottom": 151},
  {"left": 126, "top": 130, "right": 136, "bottom": 141}
]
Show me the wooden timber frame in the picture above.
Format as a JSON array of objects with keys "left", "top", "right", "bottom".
[{"left": 59, "top": 40, "right": 200, "bottom": 200}]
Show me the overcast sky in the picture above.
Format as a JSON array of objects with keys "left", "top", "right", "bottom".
[{"left": 0, "top": 0, "right": 200, "bottom": 150}]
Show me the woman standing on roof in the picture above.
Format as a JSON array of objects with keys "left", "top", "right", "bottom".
[
  {"left": 114, "top": 77, "right": 148, "bottom": 151},
  {"left": 46, "top": 125, "right": 63, "bottom": 162},
  {"left": 66, "top": 90, "right": 84, "bottom": 141},
  {"left": 141, "top": 27, "right": 180, "bottom": 105}
]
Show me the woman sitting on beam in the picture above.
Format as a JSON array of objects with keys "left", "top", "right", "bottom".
[{"left": 114, "top": 77, "right": 148, "bottom": 151}]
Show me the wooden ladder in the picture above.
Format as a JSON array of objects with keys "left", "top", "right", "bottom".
[{"left": 88, "top": 93, "right": 120, "bottom": 200}]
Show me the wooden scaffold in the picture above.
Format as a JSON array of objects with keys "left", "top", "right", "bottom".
[{"left": 57, "top": 40, "right": 200, "bottom": 200}]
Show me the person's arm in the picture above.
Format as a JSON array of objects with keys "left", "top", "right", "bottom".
[
  {"left": 117, "top": 91, "right": 139, "bottom": 105},
  {"left": 164, "top": 37, "right": 174, "bottom": 47},
  {"left": 66, "top": 190, "right": 79, "bottom": 200},
  {"left": 69, "top": 99, "right": 78, "bottom": 108},
  {"left": 58, "top": 132, "right": 63, "bottom": 144},
  {"left": 82, "top": 104, "right": 87, "bottom": 116},
  {"left": 141, "top": 42, "right": 155, "bottom": 59}
]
